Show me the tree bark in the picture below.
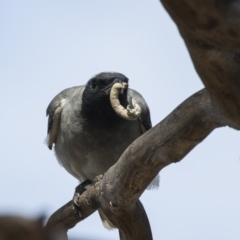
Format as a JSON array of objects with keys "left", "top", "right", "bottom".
[
  {"left": 160, "top": 0, "right": 240, "bottom": 129},
  {"left": 46, "top": 1, "right": 240, "bottom": 239}
]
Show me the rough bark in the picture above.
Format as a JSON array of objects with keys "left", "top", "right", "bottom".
[
  {"left": 46, "top": 1, "right": 240, "bottom": 239},
  {"left": 160, "top": 0, "right": 240, "bottom": 129}
]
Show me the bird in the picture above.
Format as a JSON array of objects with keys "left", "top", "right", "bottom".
[{"left": 46, "top": 72, "right": 159, "bottom": 229}]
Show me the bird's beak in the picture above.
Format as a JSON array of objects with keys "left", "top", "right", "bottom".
[
  {"left": 120, "top": 82, "right": 128, "bottom": 94},
  {"left": 112, "top": 78, "right": 128, "bottom": 95},
  {"left": 103, "top": 80, "right": 128, "bottom": 95}
]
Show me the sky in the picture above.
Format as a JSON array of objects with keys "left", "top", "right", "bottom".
[{"left": 0, "top": 0, "right": 240, "bottom": 239}]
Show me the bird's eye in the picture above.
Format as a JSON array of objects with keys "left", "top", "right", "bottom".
[{"left": 91, "top": 80, "right": 97, "bottom": 89}]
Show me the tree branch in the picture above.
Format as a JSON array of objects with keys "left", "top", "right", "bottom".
[
  {"left": 46, "top": 89, "right": 224, "bottom": 239},
  {"left": 160, "top": 0, "right": 240, "bottom": 129}
]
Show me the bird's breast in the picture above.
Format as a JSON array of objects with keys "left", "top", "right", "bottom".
[{"left": 54, "top": 114, "right": 142, "bottom": 181}]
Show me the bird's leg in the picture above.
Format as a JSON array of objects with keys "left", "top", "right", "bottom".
[
  {"left": 75, "top": 179, "right": 92, "bottom": 194},
  {"left": 73, "top": 179, "right": 92, "bottom": 217}
]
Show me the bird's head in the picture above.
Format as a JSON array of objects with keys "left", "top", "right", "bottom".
[
  {"left": 84, "top": 72, "right": 129, "bottom": 98},
  {"left": 81, "top": 72, "right": 129, "bottom": 122}
]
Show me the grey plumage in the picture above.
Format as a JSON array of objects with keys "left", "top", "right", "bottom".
[{"left": 46, "top": 72, "right": 159, "bottom": 228}]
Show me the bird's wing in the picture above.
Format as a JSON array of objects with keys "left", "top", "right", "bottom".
[
  {"left": 127, "top": 89, "right": 152, "bottom": 133},
  {"left": 46, "top": 89, "right": 69, "bottom": 150},
  {"left": 46, "top": 86, "right": 83, "bottom": 150}
]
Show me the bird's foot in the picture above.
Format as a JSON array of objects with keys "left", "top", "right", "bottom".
[
  {"left": 73, "top": 179, "right": 92, "bottom": 217},
  {"left": 94, "top": 174, "right": 103, "bottom": 182},
  {"left": 73, "top": 192, "right": 83, "bottom": 217}
]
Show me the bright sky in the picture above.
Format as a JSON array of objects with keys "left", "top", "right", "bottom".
[{"left": 1, "top": 1, "right": 240, "bottom": 239}]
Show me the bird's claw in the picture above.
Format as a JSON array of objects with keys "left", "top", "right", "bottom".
[
  {"left": 73, "top": 204, "right": 82, "bottom": 217},
  {"left": 94, "top": 174, "right": 104, "bottom": 182},
  {"left": 73, "top": 179, "right": 92, "bottom": 217},
  {"left": 73, "top": 191, "right": 80, "bottom": 205},
  {"left": 73, "top": 192, "right": 82, "bottom": 217}
]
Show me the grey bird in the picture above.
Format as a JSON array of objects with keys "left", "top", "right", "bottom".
[{"left": 46, "top": 72, "right": 159, "bottom": 229}]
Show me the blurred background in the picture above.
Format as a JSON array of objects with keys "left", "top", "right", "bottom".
[{"left": 0, "top": 0, "right": 240, "bottom": 239}]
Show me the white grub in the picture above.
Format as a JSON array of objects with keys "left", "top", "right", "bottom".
[{"left": 110, "top": 82, "right": 141, "bottom": 120}]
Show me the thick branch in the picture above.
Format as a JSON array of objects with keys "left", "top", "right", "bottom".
[
  {"left": 160, "top": 0, "right": 240, "bottom": 129},
  {"left": 46, "top": 89, "right": 224, "bottom": 239},
  {"left": 46, "top": 185, "right": 99, "bottom": 240}
]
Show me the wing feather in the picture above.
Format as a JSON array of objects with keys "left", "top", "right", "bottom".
[
  {"left": 46, "top": 99, "right": 66, "bottom": 150},
  {"left": 46, "top": 89, "right": 69, "bottom": 150},
  {"left": 46, "top": 86, "right": 83, "bottom": 150}
]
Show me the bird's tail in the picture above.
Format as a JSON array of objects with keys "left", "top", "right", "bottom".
[{"left": 98, "top": 209, "right": 116, "bottom": 230}]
